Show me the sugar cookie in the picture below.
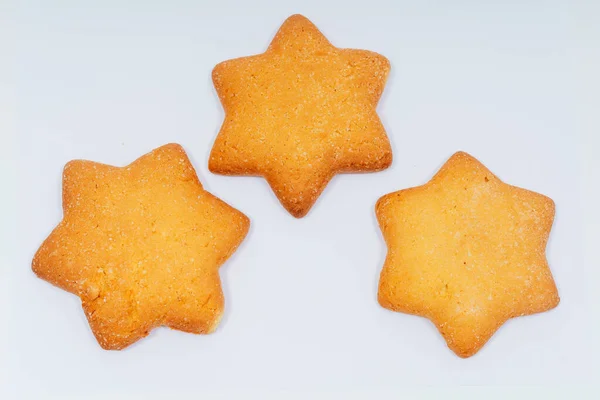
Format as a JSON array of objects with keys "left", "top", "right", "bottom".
[
  {"left": 210, "top": 14, "right": 392, "bottom": 217},
  {"left": 376, "top": 152, "right": 559, "bottom": 357},
  {"left": 33, "top": 144, "right": 250, "bottom": 350}
]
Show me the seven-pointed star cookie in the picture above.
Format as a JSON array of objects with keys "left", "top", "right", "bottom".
[
  {"left": 376, "top": 152, "right": 559, "bottom": 358},
  {"left": 33, "top": 144, "right": 250, "bottom": 350},
  {"left": 209, "top": 14, "right": 392, "bottom": 217}
]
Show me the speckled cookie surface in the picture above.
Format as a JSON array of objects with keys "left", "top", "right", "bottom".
[
  {"left": 32, "top": 144, "right": 250, "bottom": 350},
  {"left": 210, "top": 14, "right": 392, "bottom": 218},
  {"left": 376, "top": 152, "right": 559, "bottom": 358}
]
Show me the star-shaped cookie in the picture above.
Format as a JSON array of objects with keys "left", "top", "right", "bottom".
[
  {"left": 376, "top": 152, "right": 559, "bottom": 357},
  {"left": 210, "top": 14, "right": 392, "bottom": 217},
  {"left": 33, "top": 144, "right": 250, "bottom": 350}
]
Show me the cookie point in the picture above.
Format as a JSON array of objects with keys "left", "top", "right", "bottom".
[
  {"left": 286, "top": 14, "right": 310, "bottom": 22},
  {"left": 443, "top": 151, "right": 486, "bottom": 173},
  {"left": 206, "top": 309, "right": 225, "bottom": 334},
  {"left": 96, "top": 335, "right": 124, "bottom": 351},
  {"left": 148, "top": 143, "right": 189, "bottom": 163},
  {"left": 63, "top": 159, "right": 86, "bottom": 176},
  {"left": 212, "top": 61, "right": 227, "bottom": 81},
  {"left": 451, "top": 150, "right": 474, "bottom": 160},
  {"left": 446, "top": 338, "right": 480, "bottom": 358},
  {"left": 553, "top": 296, "right": 560, "bottom": 309},
  {"left": 374, "top": 194, "right": 388, "bottom": 214},
  {"left": 454, "top": 349, "right": 475, "bottom": 359},
  {"left": 285, "top": 203, "right": 310, "bottom": 218},
  {"left": 290, "top": 208, "right": 309, "bottom": 218},
  {"left": 377, "top": 286, "right": 393, "bottom": 311},
  {"left": 375, "top": 192, "right": 397, "bottom": 216},
  {"left": 279, "top": 14, "right": 318, "bottom": 33},
  {"left": 377, "top": 53, "right": 392, "bottom": 74},
  {"left": 31, "top": 250, "right": 42, "bottom": 275},
  {"left": 545, "top": 195, "right": 556, "bottom": 216},
  {"left": 207, "top": 155, "right": 220, "bottom": 174},
  {"left": 158, "top": 143, "right": 184, "bottom": 153},
  {"left": 381, "top": 150, "right": 393, "bottom": 169},
  {"left": 237, "top": 212, "right": 251, "bottom": 238}
]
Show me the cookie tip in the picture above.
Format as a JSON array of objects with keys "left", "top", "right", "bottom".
[
  {"left": 288, "top": 206, "right": 310, "bottom": 218},
  {"left": 454, "top": 349, "right": 476, "bottom": 359},
  {"left": 239, "top": 212, "right": 251, "bottom": 237},
  {"left": 206, "top": 310, "right": 225, "bottom": 334},
  {"left": 207, "top": 155, "right": 221, "bottom": 175},
  {"left": 450, "top": 150, "right": 474, "bottom": 160},
  {"left": 286, "top": 14, "right": 310, "bottom": 22},
  {"left": 374, "top": 191, "right": 396, "bottom": 217},
  {"left": 155, "top": 142, "right": 185, "bottom": 154},
  {"left": 62, "top": 159, "right": 86, "bottom": 177},
  {"left": 376, "top": 287, "right": 392, "bottom": 311},
  {"left": 31, "top": 250, "right": 42, "bottom": 276}
]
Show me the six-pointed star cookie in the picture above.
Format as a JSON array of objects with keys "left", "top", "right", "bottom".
[
  {"left": 376, "top": 152, "right": 559, "bottom": 357},
  {"left": 210, "top": 14, "right": 392, "bottom": 217},
  {"left": 33, "top": 144, "right": 250, "bottom": 350}
]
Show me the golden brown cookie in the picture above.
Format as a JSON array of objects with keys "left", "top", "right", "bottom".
[
  {"left": 210, "top": 14, "right": 392, "bottom": 218},
  {"left": 376, "top": 152, "right": 559, "bottom": 358},
  {"left": 32, "top": 144, "right": 250, "bottom": 350}
]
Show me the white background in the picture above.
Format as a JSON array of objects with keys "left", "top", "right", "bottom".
[{"left": 2, "top": 0, "right": 599, "bottom": 398}]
